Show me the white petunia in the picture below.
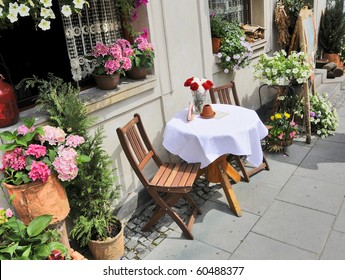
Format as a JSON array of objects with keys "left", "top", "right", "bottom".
[
  {"left": 73, "top": 0, "right": 86, "bottom": 9},
  {"left": 40, "top": 7, "right": 55, "bottom": 18},
  {"left": 224, "top": 68, "right": 229, "bottom": 74},
  {"left": 0, "top": 8, "right": 3, "bottom": 17},
  {"left": 217, "top": 52, "right": 222, "bottom": 58},
  {"left": 226, "top": 56, "right": 230, "bottom": 62},
  {"left": 61, "top": 5, "right": 72, "bottom": 17},
  {"left": 40, "top": 0, "right": 52, "bottom": 8},
  {"left": 18, "top": 4, "right": 30, "bottom": 17},
  {"left": 9, "top": 2, "right": 19, "bottom": 13},
  {"left": 7, "top": 12, "right": 18, "bottom": 23},
  {"left": 38, "top": 18, "right": 51, "bottom": 30}
]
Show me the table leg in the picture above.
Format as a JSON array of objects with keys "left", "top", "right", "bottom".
[
  {"left": 206, "top": 155, "right": 241, "bottom": 183},
  {"left": 217, "top": 163, "right": 242, "bottom": 217}
]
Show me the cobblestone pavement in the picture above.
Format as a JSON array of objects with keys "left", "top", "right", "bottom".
[{"left": 122, "top": 177, "right": 221, "bottom": 260}]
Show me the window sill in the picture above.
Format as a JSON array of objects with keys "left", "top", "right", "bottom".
[{"left": 0, "top": 75, "right": 157, "bottom": 133}]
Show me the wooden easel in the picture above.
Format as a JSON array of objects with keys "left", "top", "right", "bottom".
[{"left": 288, "top": 6, "right": 317, "bottom": 144}]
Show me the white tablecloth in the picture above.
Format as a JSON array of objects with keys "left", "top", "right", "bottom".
[{"left": 163, "top": 104, "right": 268, "bottom": 169}]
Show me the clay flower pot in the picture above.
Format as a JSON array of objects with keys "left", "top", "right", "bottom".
[
  {"left": 3, "top": 174, "right": 70, "bottom": 225},
  {"left": 93, "top": 73, "right": 120, "bottom": 90}
]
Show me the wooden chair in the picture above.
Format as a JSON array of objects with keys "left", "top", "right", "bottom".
[
  {"left": 116, "top": 113, "right": 201, "bottom": 240},
  {"left": 209, "top": 81, "right": 269, "bottom": 182}
]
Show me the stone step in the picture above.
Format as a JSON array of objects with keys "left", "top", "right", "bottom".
[
  {"left": 322, "top": 74, "right": 345, "bottom": 90},
  {"left": 316, "top": 82, "right": 341, "bottom": 103},
  {"left": 314, "top": 69, "right": 327, "bottom": 88}
]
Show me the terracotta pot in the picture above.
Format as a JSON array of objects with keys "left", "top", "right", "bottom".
[
  {"left": 127, "top": 67, "right": 148, "bottom": 80},
  {"left": 2, "top": 175, "right": 70, "bottom": 225},
  {"left": 323, "top": 53, "right": 343, "bottom": 68},
  {"left": 0, "top": 74, "right": 19, "bottom": 128},
  {"left": 88, "top": 221, "right": 124, "bottom": 260},
  {"left": 93, "top": 74, "right": 120, "bottom": 90},
  {"left": 212, "top": 37, "right": 221, "bottom": 54}
]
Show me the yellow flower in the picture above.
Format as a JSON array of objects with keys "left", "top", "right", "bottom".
[
  {"left": 284, "top": 112, "right": 290, "bottom": 119},
  {"left": 270, "top": 115, "right": 275, "bottom": 121},
  {"left": 275, "top": 113, "right": 282, "bottom": 119}
]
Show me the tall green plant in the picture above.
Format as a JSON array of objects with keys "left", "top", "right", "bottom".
[
  {"left": 23, "top": 74, "right": 120, "bottom": 247},
  {"left": 318, "top": 0, "right": 345, "bottom": 54}
]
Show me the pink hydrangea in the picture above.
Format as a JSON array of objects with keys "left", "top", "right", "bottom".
[
  {"left": 28, "top": 161, "right": 51, "bottom": 183},
  {"left": 6, "top": 208, "right": 13, "bottom": 218},
  {"left": 116, "top": 39, "right": 131, "bottom": 50},
  {"left": 122, "top": 57, "right": 132, "bottom": 71},
  {"left": 26, "top": 144, "right": 47, "bottom": 158},
  {"left": 65, "top": 135, "right": 85, "bottom": 148},
  {"left": 39, "top": 126, "right": 66, "bottom": 145},
  {"left": 105, "top": 60, "right": 120, "bottom": 75},
  {"left": 17, "top": 125, "right": 35, "bottom": 135},
  {"left": 1, "top": 148, "right": 27, "bottom": 170},
  {"left": 108, "top": 43, "right": 122, "bottom": 59},
  {"left": 92, "top": 42, "right": 109, "bottom": 57},
  {"left": 52, "top": 147, "right": 79, "bottom": 181}
]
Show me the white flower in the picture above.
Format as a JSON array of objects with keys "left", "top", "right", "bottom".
[
  {"left": 0, "top": 0, "right": 3, "bottom": 6},
  {"left": 9, "top": 2, "right": 19, "bottom": 13},
  {"left": 18, "top": 4, "right": 30, "bottom": 17},
  {"left": 7, "top": 12, "right": 18, "bottom": 23},
  {"left": 217, "top": 52, "right": 222, "bottom": 58},
  {"left": 224, "top": 68, "right": 229, "bottom": 74},
  {"left": 73, "top": 0, "right": 86, "bottom": 9},
  {"left": 0, "top": 7, "right": 3, "bottom": 16},
  {"left": 38, "top": 18, "right": 51, "bottom": 30},
  {"left": 40, "top": 0, "right": 52, "bottom": 8},
  {"left": 61, "top": 5, "right": 72, "bottom": 17},
  {"left": 40, "top": 8, "right": 55, "bottom": 19},
  {"left": 226, "top": 56, "right": 230, "bottom": 62}
]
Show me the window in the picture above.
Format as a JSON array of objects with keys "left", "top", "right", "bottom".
[
  {"left": 0, "top": 0, "right": 122, "bottom": 110},
  {"left": 209, "top": 0, "right": 250, "bottom": 24}
]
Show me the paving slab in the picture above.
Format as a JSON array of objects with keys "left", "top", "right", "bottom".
[
  {"left": 264, "top": 141, "right": 312, "bottom": 165},
  {"left": 333, "top": 201, "right": 345, "bottom": 233},
  {"left": 295, "top": 155, "right": 345, "bottom": 186},
  {"left": 190, "top": 200, "right": 259, "bottom": 253},
  {"left": 210, "top": 180, "right": 282, "bottom": 216},
  {"left": 144, "top": 231, "right": 231, "bottom": 260},
  {"left": 252, "top": 200, "right": 334, "bottom": 254},
  {"left": 320, "top": 231, "right": 345, "bottom": 260},
  {"left": 250, "top": 158, "right": 297, "bottom": 187},
  {"left": 230, "top": 232, "right": 318, "bottom": 260},
  {"left": 276, "top": 174, "right": 345, "bottom": 215},
  {"left": 307, "top": 139, "right": 345, "bottom": 162}
]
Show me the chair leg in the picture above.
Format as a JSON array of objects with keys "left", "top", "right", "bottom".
[
  {"left": 184, "top": 193, "right": 202, "bottom": 214},
  {"left": 142, "top": 190, "right": 196, "bottom": 239}
]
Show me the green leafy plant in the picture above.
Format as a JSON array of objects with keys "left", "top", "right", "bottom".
[
  {"left": 0, "top": 196, "right": 69, "bottom": 260},
  {"left": 210, "top": 14, "right": 229, "bottom": 38},
  {"left": 253, "top": 49, "right": 312, "bottom": 85},
  {"left": 215, "top": 21, "right": 253, "bottom": 72},
  {"left": 266, "top": 111, "right": 299, "bottom": 152},
  {"left": 130, "top": 29, "right": 155, "bottom": 70},
  {"left": 29, "top": 74, "right": 121, "bottom": 248},
  {"left": 294, "top": 92, "right": 339, "bottom": 138},
  {"left": 318, "top": 0, "right": 345, "bottom": 54}
]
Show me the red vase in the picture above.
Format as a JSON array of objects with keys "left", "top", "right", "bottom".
[{"left": 0, "top": 74, "right": 19, "bottom": 128}]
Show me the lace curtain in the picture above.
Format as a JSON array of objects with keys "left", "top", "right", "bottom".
[
  {"left": 209, "top": 0, "right": 248, "bottom": 23},
  {"left": 59, "top": 0, "right": 122, "bottom": 81}
]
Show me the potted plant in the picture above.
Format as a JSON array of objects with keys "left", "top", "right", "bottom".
[
  {"left": 215, "top": 21, "right": 253, "bottom": 73},
  {"left": 127, "top": 29, "right": 155, "bottom": 79},
  {"left": 115, "top": 0, "right": 149, "bottom": 40},
  {"left": 265, "top": 111, "right": 299, "bottom": 152},
  {"left": 253, "top": 49, "right": 312, "bottom": 86},
  {"left": 0, "top": 199, "right": 69, "bottom": 260},
  {"left": 0, "top": 0, "right": 87, "bottom": 31},
  {"left": 209, "top": 13, "right": 228, "bottom": 53},
  {"left": 0, "top": 117, "right": 89, "bottom": 226},
  {"left": 86, "top": 39, "right": 133, "bottom": 90},
  {"left": 27, "top": 74, "right": 124, "bottom": 260},
  {"left": 318, "top": 0, "right": 345, "bottom": 66},
  {"left": 294, "top": 92, "right": 339, "bottom": 138}
]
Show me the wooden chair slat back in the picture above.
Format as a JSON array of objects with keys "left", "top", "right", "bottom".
[
  {"left": 209, "top": 81, "right": 241, "bottom": 106},
  {"left": 117, "top": 114, "right": 163, "bottom": 187}
]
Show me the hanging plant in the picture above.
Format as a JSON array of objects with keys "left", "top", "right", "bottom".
[{"left": 0, "top": 0, "right": 88, "bottom": 31}]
